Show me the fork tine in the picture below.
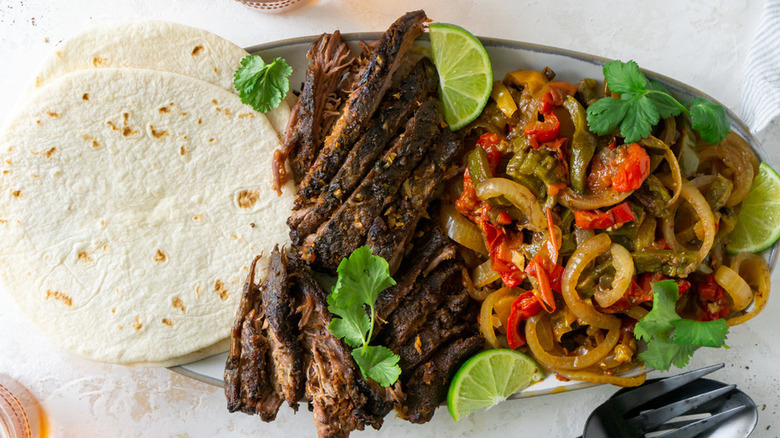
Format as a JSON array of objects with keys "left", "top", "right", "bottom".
[
  {"left": 654, "top": 405, "right": 749, "bottom": 438},
  {"left": 624, "top": 384, "right": 736, "bottom": 431},
  {"left": 608, "top": 364, "right": 725, "bottom": 413}
]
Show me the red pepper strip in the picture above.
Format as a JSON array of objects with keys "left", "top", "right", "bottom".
[
  {"left": 455, "top": 168, "right": 480, "bottom": 220},
  {"left": 483, "top": 221, "right": 525, "bottom": 288},
  {"left": 525, "top": 111, "right": 560, "bottom": 143},
  {"left": 612, "top": 143, "right": 650, "bottom": 192},
  {"left": 545, "top": 207, "right": 559, "bottom": 264},
  {"left": 550, "top": 81, "right": 578, "bottom": 97},
  {"left": 526, "top": 261, "right": 555, "bottom": 313},
  {"left": 573, "top": 202, "right": 636, "bottom": 230},
  {"left": 476, "top": 133, "right": 503, "bottom": 174},
  {"left": 599, "top": 273, "right": 691, "bottom": 314},
  {"left": 526, "top": 208, "right": 564, "bottom": 302},
  {"left": 496, "top": 211, "right": 512, "bottom": 225},
  {"left": 506, "top": 291, "right": 543, "bottom": 349},
  {"left": 696, "top": 274, "right": 730, "bottom": 321},
  {"left": 537, "top": 92, "right": 555, "bottom": 115},
  {"left": 455, "top": 134, "right": 505, "bottom": 220},
  {"left": 537, "top": 83, "right": 578, "bottom": 114}
]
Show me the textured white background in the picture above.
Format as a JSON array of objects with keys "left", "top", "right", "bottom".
[{"left": 0, "top": 0, "right": 778, "bottom": 437}]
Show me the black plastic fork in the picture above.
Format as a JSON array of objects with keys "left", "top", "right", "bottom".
[{"left": 580, "top": 364, "right": 756, "bottom": 438}]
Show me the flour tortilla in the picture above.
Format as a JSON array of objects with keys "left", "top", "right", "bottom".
[
  {"left": 29, "top": 20, "right": 290, "bottom": 137},
  {"left": 0, "top": 68, "right": 295, "bottom": 365}
]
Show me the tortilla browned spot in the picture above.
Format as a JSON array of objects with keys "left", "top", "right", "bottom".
[
  {"left": 45, "top": 290, "right": 73, "bottom": 306},
  {"left": 150, "top": 126, "right": 169, "bottom": 139},
  {"left": 214, "top": 279, "right": 229, "bottom": 301},
  {"left": 172, "top": 297, "right": 186, "bottom": 313},
  {"left": 236, "top": 190, "right": 259, "bottom": 209}
]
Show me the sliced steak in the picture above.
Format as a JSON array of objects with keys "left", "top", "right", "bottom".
[
  {"left": 382, "top": 261, "right": 461, "bottom": 348},
  {"left": 260, "top": 247, "right": 304, "bottom": 409},
  {"left": 366, "top": 130, "right": 465, "bottom": 273},
  {"left": 295, "top": 10, "right": 427, "bottom": 204},
  {"left": 224, "top": 256, "right": 283, "bottom": 421},
  {"left": 288, "top": 59, "right": 438, "bottom": 245},
  {"left": 374, "top": 223, "right": 456, "bottom": 323},
  {"left": 394, "top": 281, "right": 476, "bottom": 373},
  {"left": 291, "top": 259, "right": 384, "bottom": 437},
  {"left": 397, "top": 335, "right": 485, "bottom": 424},
  {"left": 301, "top": 98, "right": 442, "bottom": 270},
  {"left": 273, "top": 31, "right": 354, "bottom": 192}
]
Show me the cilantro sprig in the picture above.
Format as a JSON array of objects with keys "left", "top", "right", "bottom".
[
  {"left": 233, "top": 55, "right": 292, "bottom": 113},
  {"left": 327, "top": 246, "right": 401, "bottom": 387},
  {"left": 586, "top": 60, "right": 730, "bottom": 144},
  {"left": 635, "top": 280, "right": 729, "bottom": 371}
]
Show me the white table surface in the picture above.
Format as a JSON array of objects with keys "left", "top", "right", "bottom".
[{"left": 1, "top": 0, "right": 778, "bottom": 437}]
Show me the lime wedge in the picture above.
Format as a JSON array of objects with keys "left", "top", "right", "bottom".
[
  {"left": 727, "top": 162, "right": 780, "bottom": 253},
  {"left": 446, "top": 349, "right": 543, "bottom": 421},
  {"left": 428, "top": 23, "right": 493, "bottom": 130}
]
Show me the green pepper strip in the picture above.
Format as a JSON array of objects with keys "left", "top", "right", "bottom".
[
  {"left": 564, "top": 96, "right": 597, "bottom": 193},
  {"left": 467, "top": 147, "right": 492, "bottom": 185},
  {"left": 632, "top": 250, "right": 698, "bottom": 277}
]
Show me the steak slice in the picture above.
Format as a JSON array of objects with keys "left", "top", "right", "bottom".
[
  {"left": 366, "top": 130, "right": 465, "bottom": 273},
  {"left": 273, "top": 31, "right": 353, "bottom": 192},
  {"left": 288, "top": 59, "right": 438, "bottom": 245},
  {"left": 260, "top": 247, "right": 305, "bottom": 409},
  {"left": 224, "top": 256, "right": 283, "bottom": 421},
  {"left": 301, "top": 98, "right": 441, "bottom": 269},
  {"left": 394, "top": 281, "right": 476, "bottom": 373},
  {"left": 291, "top": 259, "right": 384, "bottom": 437},
  {"left": 374, "top": 223, "right": 456, "bottom": 323},
  {"left": 382, "top": 261, "right": 461, "bottom": 348},
  {"left": 295, "top": 10, "right": 427, "bottom": 204},
  {"left": 397, "top": 335, "right": 485, "bottom": 424}
]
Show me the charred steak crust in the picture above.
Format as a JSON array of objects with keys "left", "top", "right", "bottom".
[
  {"left": 274, "top": 31, "right": 354, "bottom": 192},
  {"left": 366, "top": 129, "right": 466, "bottom": 273},
  {"left": 382, "top": 261, "right": 461, "bottom": 348},
  {"left": 261, "top": 247, "right": 305, "bottom": 409},
  {"left": 397, "top": 335, "right": 485, "bottom": 424},
  {"left": 288, "top": 58, "right": 439, "bottom": 245},
  {"left": 394, "top": 275, "right": 477, "bottom": 373},
  {"left": 291, "top": 258, "right": 384, "bottom": 437},
  {"left": 224, "top": 256, "right": 283, "bottom": 421},
  {"left": 374, "top": 223, "right": 455, "bottom": 323},
  {"left": 291, "top": 32, "right": 354, "bottom": 183},
  {"left": 295, "top": 10, "right": 427, "bottom": 204},
  {"left": 303, "top": 98, "right": 442, "bottom": 269}
]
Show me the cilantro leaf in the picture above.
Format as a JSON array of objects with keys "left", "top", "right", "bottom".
[
  {"left": 352, "top": 346, "right": 402, "bottom": 387},
  {"left": 671, "top": 318, "right": 729, "bottom": 348},
  {"left": 620, "top": 95, "right": 659, "bottom": 142},
  {"left": 603, "top": 60, "right": 647, "bottom": 95},
  {"left": 646, "top": 81, "right": 684, "bottom": 119},
  {"left": 638, "top": 336, "right": 698, "bottom": 372},
  {"left": 690, "top": 97, "right": 730, "bottom": 145},
  {"left": 634, "top": 279, "right": 730, "bottom": 371},
  {"left": 331, "top": 246, "right": 397, "bottom": 309},
  {"left": 585, "top": 97, "right": 629, "bottom": 135},
  {"left": 586, "top": 60, "right": 730, "bottom": 146},
  {"left": 233, "top": 55, "right": 292, "bottom": 113},
  {"left": 634, "top": 280, "right": 680, "bottom": 341},
  {"left": 326, "top": 246, "right": 401, "bottom": 387},
  {"left": 328, "top": 304, "right": 370, "bottom": 348}
]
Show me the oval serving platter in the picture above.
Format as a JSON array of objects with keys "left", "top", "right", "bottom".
[{"left": 172, "top": 33, "right": 776, "bottom": 398}]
